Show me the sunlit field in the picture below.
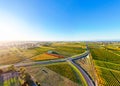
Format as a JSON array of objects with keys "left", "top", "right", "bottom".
[
  {"left": 25, "top": 62, "right": 81, "bottom": 86},
  {"left": 31, "top": 53, "right": 59, "bottom": 61},
  {"left": 89, "top": 42, "right": 120, "bottom": 86},
  {"left": 0, "top": 42, "right": 86, "bottom": 65},
  {"left": 0, "top": 42, "right": 87, "bottom": 86},
  {"left": 0, "top": 41, "right": 120, "bottom": 86}
]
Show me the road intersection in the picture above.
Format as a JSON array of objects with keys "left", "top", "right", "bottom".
[{"left": 0, "top": 50, "right": 95, "bottom": 86}]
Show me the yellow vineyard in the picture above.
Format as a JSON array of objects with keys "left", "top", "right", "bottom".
[{"left": 31, "top": 53, "right": 58, "bottom": 61}]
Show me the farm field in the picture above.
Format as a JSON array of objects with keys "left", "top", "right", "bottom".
[
  {"left": 50, "top": 42, "right": 86, "bottom": 57},
  {"left": 0, "top": 42, "right": 86, "bottom": 65},
  {"left": 0, "top": 42, "right": 86, "bottom": 86},
  {"left": 0, "top": 71, "right": 20, "bottom": 86},
  {"left": 30, "top": 42, "right": 86, "bottom": 61},
  {"left": 31, "top": 53, "right": 60, "bottom": 61},
  {"left": 29, "top": 42, "right": 86, "bottom": 58},
  {"left": 113, "top": 51, "right": 120, "bottom": 55},
  {"left": 0, "top": 48, "right": 24, "bottom": 65},
  {"left": 25, "top": 62, "right": 80, "bottom": 86},
  {"left": 1, "top": 41, "right": 120, "bottom": 86},
  {"left": 45, "top": 62, "right": 80, "bottom": 83},
  {"left": 2, "top": 77, "right": 19, "bottom": 86},
  {"left": 89, "top": 42, "right": 120, "bottom": 86}
]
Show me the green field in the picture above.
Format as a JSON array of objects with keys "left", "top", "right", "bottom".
[
  {"left": 45, "top": 63, "right": 80, "bottom": 83},
  {"left": 32, "top": 42, "right": 86, "bottom": 57},
  {"left": 0, "top": 77, "right": 20, "bottom": 86},
  {"left": 89, "top": 43, "right": 120, "bottom": 86},
  {"left": 0, "top": 42, "right": 86, "bottom": 65},
  {"left": 90, "top": 48, "right": 120, "bottom": 64},
  {"left": 25, "top": 63, "right": 80, "bottom": 86}
]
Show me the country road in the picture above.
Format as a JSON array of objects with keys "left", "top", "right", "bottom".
[
  {"left": 68, "top": 59, "right": 95, "bottom": 86},
  {"left": 0, "top": 50, "right": 95, "bottom": 86}
]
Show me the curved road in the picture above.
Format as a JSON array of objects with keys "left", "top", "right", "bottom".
[
  {"left": 68, "top": 58, "right": 95, "bottom": 86},
  {"left": 0, "top": 50, "right": 95, "bottom": 86}
]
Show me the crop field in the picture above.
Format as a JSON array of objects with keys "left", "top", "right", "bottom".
[
  {"left": 95, "top": 60, "right": 120, "bottom": 72},
  {"left": 31, "top": 53, "right": 59, "bottom": 61},
  {"left": 113, "top": 51, "right": 120, "bottom": 55},
  {"left": 21, "top": 42, "right": 86, "bottom": 59},
  {"left": 50, "top": 42, "right": 86, "bottom": 57},
  {"left": 19, "top": 46, "right": 54, "bottom": 58},
  {"left": 97, "top": 67, "right": 120, "bottom": 86},
  {"left": 27, "top": 42, "right": 86, "bottom": 61},
  {"left": 25, "top": 63, "right": 80, "bottom": 86},
  {"left": 0, "top": 48, "right": 24, "bottom": 65},
  {"left": 0, "top": 42, "right": 86, "bottom": 65},
  {"left": 90, "top": 48, "right": 120, "bottom": 64},
  {"left": 51, "top": 46, "right": 85, "bottom": 57},
  {"left": 0, "top": 48, "right": 35, "bottom": 65},
  {"left": 89, "top": 43, "right": 120, "bottom": 86},
  {"left": 33, "top": 42, "right": 86, "bottom": 57},
  {"left": 103, "top": 44, "right": 120, "bottom": 56},
  {"left": 0, "top": 72, "right": 20, "bottom": 86},
  {"left": 45, "top": 63, "right": 80, "bottom": 83},
  {"left": 51, "top": 42, "right": 86, "bottom": 48},
  {"left": 2, "top": 77, "right": 19, "bottom": 86}
]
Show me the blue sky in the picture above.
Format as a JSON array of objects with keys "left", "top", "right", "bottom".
[{"left": 0, "top": 0, "right": 120, "bottom": 41}]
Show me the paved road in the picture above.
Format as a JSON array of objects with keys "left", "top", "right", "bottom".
[
  {"left": 0, "top": 50, "right": 95, "bottom": 86},
  {"left": 68, "top": 58, "right": 95, "bottom": 86},
  {"left": 17, "top": 50, "right": 95, "bottom": 86},
  {"left": 0, "top": 59, "right": 66, "bottom": 69},
  {"left": 0, "top": 51, "right": 89, "bottom": 69}
]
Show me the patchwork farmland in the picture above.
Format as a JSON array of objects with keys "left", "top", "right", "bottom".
[{"left": 0, "top": 41, "right": 120, "bottom": 86}]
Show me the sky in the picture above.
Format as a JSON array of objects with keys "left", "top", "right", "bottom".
[{"left": 0, "top": 0, "right": 120, "bottom": 41}]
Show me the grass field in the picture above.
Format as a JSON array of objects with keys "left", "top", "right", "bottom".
[
  {"left": 29, "top": 42, "right": 86, "bottom": 61},
  {"left": 0, "top": 42, "right": 86, "bottom": 65},
  {"left": 45, "top": 63, "right": 80, "bottom": 83},
  {"left": 3, "top": 77, "right": 20, "bottom": 86},
  {"left": 90, "top": 48, "right": 120, "bottom": 64},
  {"left": 0, "top": 73, "right": 20, "bottom": 86},
  {"left": 97, "top": 66, "right": 120, "bottom": 86},
  {"left": 51, "top": 42, "right": 86, "bottom": 56},
  {"left": 0, "top": 48, "right": 24, "bottom": 65},
  {"left": 95, "top": 60, "right": 120, "bottom": 72},
  {"left": 1, "top": 42, "right": 120, "bottom": 86},
  {"left": 25, "top": 63, "right": 80, "bottom": 86},
  {"left": 89, "top": 43, "right": 120, "bottom": 86},
  {"left": 113, "top": 51, "right": 120, "bottom": 55}
]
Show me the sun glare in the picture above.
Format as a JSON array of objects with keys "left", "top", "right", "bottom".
[{"left": 0, "top": 12, "right": 29, "bottom": 41}]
